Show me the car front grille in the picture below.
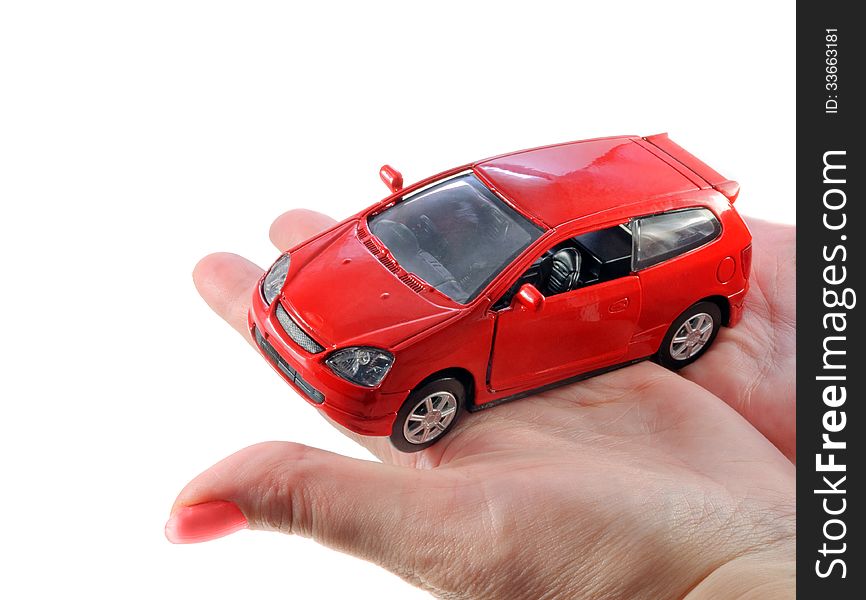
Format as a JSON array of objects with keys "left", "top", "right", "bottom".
[
  {"left": 275, "top": 303, "right": 324, "bottom": 354},
  {"left": 253, "top": 326, "right": 324, "bottom": 404}
]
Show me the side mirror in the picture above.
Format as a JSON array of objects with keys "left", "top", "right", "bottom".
[
  {"left": 513, "top": 283, "right": 545, "bottom": 312},
  {"left": 379, "top": 164, "right": 403, "bottom": 193}
]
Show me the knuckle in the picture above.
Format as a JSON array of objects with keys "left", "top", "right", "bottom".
[{"left": 246, "top": 442, "right": 319, "bottom": 536}]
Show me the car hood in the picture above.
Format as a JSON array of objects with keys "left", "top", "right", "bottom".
[{"left": 279, "top": 220, "right": 462, "bottom": 350}]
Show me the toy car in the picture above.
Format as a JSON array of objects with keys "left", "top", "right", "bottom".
[{"left": 249, "top": 134, "right": 751, "bottom": 451}]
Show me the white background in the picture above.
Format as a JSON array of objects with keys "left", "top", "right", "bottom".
[{"left": 0, "top": 1, "right": 794, "bottom": 598}]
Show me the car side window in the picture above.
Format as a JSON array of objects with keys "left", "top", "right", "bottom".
[
  {"left": 493, "top": 223, "right": 633, "bottom": 310},
  {"left": 631, "top": 208, "right": 721, "bottom": 271}
]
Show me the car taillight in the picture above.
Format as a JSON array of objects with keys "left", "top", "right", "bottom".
[{"left": 741, "top": 244, "right": 753, "bottom": 279}]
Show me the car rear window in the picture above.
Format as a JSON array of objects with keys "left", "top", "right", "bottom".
[{"left": 632, "top": 208, "right": 721, "bottom": 270}]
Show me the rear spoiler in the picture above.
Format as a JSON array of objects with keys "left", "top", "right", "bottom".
[{"left": 643, "top": 133, "right": 740, "bottom": 203}]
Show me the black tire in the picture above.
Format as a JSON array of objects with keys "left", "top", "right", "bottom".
[
  {"left": 390, "top": 377, "right": 465, "bottom": 453},
  {"left": 656, "top": 301, "right": 722, "bottom": 370}
]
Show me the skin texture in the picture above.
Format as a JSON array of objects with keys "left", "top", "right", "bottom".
[
  {"left": 680, "top": 219, "right": 796, "bottom": 462},
  {"left": 172, "top": 211, "right": 795, "bottom": 599}
]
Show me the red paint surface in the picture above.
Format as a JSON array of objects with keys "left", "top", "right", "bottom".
[
  {"left": 249, "top": 135, "right": 752, "bottom": 438},
  {"left": 717, "top": 256, "right": 737, "bottom": 283}
]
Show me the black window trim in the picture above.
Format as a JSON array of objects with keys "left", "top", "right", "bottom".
[{"left": 629, "top": 206, "right": 723, "bottom": 272}]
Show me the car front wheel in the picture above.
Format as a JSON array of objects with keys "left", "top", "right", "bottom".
[
  {"left": 390, "top": 377, "right": 464, "bottom": 452},
  {"left": 656, "top": 301, "right": 722, "bottom": 369}
]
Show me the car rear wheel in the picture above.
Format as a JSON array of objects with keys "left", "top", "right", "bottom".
[
  {"left": 656, "top": 301, "right": 722, "bottom": 370},
  {"left": 390, "top": 377, "right": 464, "bottom": 452}
]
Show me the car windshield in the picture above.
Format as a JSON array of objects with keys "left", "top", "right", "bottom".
[{"left": 368, "top": 173, "right": 543, "bottom": 304}]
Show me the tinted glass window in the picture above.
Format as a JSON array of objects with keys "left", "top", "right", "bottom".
[
  {"left": 632, "top": 208, "right": 721, "bottom": 270},
  {"left": 368, "top": 173, "right": 543, "bottom": 304}
]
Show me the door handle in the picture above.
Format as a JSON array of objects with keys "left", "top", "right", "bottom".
[{"left": 608, "top": 298, "right": 629, "bottom": 313}]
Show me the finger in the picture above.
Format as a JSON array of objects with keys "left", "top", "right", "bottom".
[
  {"left": 166, "top": 441, "right": 456, "bottom": 579},
  {"left": 269, "top": 209, "right": 337, "bottom": 251},
  {"left": 192, "top": 210, "right": 336, "bottom": 340},
  {"left": 265, "top": 208, "right": 451, "bottom": 465},
  {"left": 192, "top": 250, "right": 417, "bottom": 464},
  {"left": 193, "top": 252, "right": 262, "bottom": 344}
]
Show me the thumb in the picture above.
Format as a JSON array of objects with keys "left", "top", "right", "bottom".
[{"left": 165, "top": 441, "right": 449, "bottom": 571}]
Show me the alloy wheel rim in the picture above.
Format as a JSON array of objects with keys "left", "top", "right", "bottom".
[
  {"left": 403, "top": 391, "right": 458, "bottom": 444},
  {"left": 670, "top": 312, "right": 714, "bottom": 360}
]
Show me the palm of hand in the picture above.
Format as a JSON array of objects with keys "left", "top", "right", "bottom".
[
  {"left": 373, "top": 362, "right": 794, "bottom": 598},
  {"left": 679, "top": 218, "right": 795, "bottom": 460},
  {"left": 174, "top": 211, "right": 795, "bottom": 599}
]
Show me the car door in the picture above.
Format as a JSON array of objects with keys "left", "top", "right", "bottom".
[{"left": 488, "top": 276, "right": 641, "bottom": 391}]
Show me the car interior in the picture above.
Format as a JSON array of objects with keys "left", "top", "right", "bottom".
[{"left": 493, "top": 223, "right": 633, "bottom": 310}]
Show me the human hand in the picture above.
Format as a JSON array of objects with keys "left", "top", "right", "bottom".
[
  {"left": 168, "top": 211, "right": 795, "bottom": 599},
  {"left": 678, "top": 218, "right": 796, "bottom": 461}
]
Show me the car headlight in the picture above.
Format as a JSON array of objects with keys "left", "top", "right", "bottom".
[
  {"left": 326, "top": 347, "right": 394, "bottom": 387},
  {"left": 262, "top": 253, "right": 290, "bottom": 305}
]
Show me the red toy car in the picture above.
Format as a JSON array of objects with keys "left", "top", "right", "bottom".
[{"left": 249, "top": 134, "right": 751, "bottom": 451}]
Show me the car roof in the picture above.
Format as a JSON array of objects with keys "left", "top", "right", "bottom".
[{"left": 473, "top": 136, "right": 700, "bottom": 228}]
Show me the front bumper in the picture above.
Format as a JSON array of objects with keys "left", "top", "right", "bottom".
[{"left": 248, "top": 291, "right": 402, "bottom": 437}]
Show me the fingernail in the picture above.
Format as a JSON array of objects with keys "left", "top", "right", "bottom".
[{"left": 165, "top": 500, "right": 248, "bottom": 544}]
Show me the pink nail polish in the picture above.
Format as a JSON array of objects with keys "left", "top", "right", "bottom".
[{"left": 165, "top": 500, "right": 248, "bottom": 544}]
